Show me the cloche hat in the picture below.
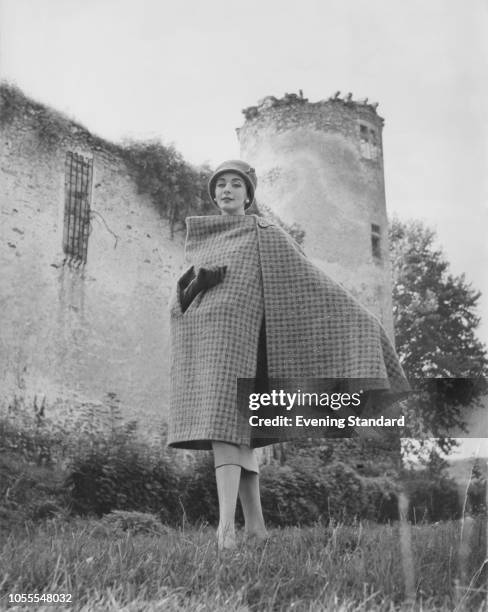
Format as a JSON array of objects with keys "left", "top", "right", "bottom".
[{"left": 208, "top": 160, "right": 257, "bottom": 209}]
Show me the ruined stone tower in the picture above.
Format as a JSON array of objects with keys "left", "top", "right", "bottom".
[{"left": 238, "top": 91, "right": 394, "bottom": 338}]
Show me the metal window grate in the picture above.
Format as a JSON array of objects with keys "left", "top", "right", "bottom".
[{"left": 63, "top": 152, "right": 93, "bottom": 264}]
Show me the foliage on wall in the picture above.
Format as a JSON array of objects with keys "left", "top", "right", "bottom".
[
  {"left": 1, "top": 81, "right": 120, "bottom": 155},
  {"left": 1, "top": 81, "right": 308, "bottom": 242},
  {"left": 120, "top": 141, "right": 214, "bottom": 236},
  {"left": 0, "top": 81, "right": 215, "bottom": 235}
]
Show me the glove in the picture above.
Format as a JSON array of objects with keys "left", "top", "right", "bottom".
[{"left": 179, "top": 265, "right": 227, "bottom": 313}]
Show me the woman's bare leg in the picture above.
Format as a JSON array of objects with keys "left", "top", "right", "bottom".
[
  {"left": 214, "top": 464, "right": 241, "bottom": 550},
  {"left": 239, "top": 470, "right": 268, "bottom": 540}
]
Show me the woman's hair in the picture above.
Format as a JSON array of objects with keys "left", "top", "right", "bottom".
[{"left": 245, "top": 199, "right": 264, "bottom": 216}]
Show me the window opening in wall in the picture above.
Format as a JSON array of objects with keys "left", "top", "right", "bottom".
[
  {"left": 359, "top": 123, "right": 379, "bottom": 161},
  {"left": 371, "top": 223, "right": 381, "bottom": 260},
  {"left": 63, "top": 152, "right": 93, "bottom": 264}
]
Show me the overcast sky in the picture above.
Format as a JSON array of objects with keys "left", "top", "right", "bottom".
[{"left": 1, "top": 0, "right": 487, "bottom": 350}]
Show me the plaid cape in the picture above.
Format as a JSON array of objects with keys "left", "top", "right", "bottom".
[{"left": 168, "top": 215, "right": 409, "bottom": 449}]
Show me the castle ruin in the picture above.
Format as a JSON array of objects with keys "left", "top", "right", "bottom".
[
  {"left": 238, "top": 91, "right": 393, "bottom": 338},
  {"left": 1, "top": 84, "right": 395, "bottom": 432}
]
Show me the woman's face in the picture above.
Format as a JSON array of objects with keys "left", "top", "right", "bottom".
[{"left": 214, "top": 172, "right": 248, "bottom": 216}]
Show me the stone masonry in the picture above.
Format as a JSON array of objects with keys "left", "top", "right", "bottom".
[
  {"left": 0, "top": 88, "right": 185, "bottom": 429},
  {"left": 238, "top": 91, "right": 394, "bottom": 338}
]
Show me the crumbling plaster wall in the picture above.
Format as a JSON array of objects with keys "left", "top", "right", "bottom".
[{"left": 0, "top": 110, "right": 185, "bottom": 428}]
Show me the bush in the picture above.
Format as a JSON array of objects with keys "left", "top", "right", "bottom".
[
  {"left": 0, "top": 396, "right": 73, "bottom": 466},
  {"left": 318, "top": 461, "right": 369, "bottom": 522},
  {"left": 0, "top": 397, "right": 76, "bottom": 527},
  {"left": 361, "top": 475, "right": 399, "bottom": 522},
  {"left": 0, "top": 395, "right": 182, "bottom": 526},
  {"left": 177, "top": 453, "right": 219, "bottom": 525},
  {"left": 65, "top": 426, "right": 180, "bottom": 524},
  {"left": 275, "top": 458, "right": 400, "bottom": 525},
  {"left": 466, "top": 459, "right": 487, "bottom": 516},
  {"left": 0, "top": 449, "right": 68, "bottom": 529},
  {"left": 170, "top": 456, "right": 400, "bottom": 528},
  {"left": 467, "top": 478, "right": 487, "bottom": 516},
  {"left": 260, "top": 464, "right": 321, "bottom": 526},
  {"left": 99, "top": 510, "right": 168, "bottom": 535},
  {"left": 2, "top": 395, "right": 466, "bottom": 529},
  {"left": 405, "top": 473, "right": 462, "bottom": 522}
]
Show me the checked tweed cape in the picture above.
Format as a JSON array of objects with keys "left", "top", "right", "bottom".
[{"left": 168, "top": 215, "right": 409, "bottom": 450}]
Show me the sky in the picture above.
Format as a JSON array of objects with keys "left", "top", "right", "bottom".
[{"left": 1, "top": 0, "right": 487, "bottom": 342}]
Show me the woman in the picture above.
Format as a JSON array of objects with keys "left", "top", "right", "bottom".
[{"left": 168, "top": 160, "right": 409, "bottom": 550}]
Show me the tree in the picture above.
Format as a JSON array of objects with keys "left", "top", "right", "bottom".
[
  {"left": 467, "top": 458, "right": 487, "bottom": 515},
  {"left": 389, "top": 219, "right": 488, "bottom": 452}
]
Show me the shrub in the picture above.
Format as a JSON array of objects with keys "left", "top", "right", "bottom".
[
  {"left": 467, "top": 478, "right": 487, "bottom": 516},
  {"left": 0, "top": 397, "right": 75, "bottom": 527},
  {"left": 274, "top": 458, "right": 400, "bottom": 525},
  {"left": 3, "top": 394, "right": 465, "bottom": 529},
  {"left": 466, "top": 459, "right": 487, "bottom": 516},
  {"left": 0, "top": 396, "right": 73, "bottom": 466},
  {"left": 99, "top": 510, "right": 168, "bottom": 535},
  {"left": 177, "top": 453, "right": 219, "bottom": 525},
  {"left": 259, "top": 464, "right": 321, "bottom": 526},
  {"left": 318, "top": 461, "right": 368, "bottom": 522},
  {"left": 361, "top": 475, "right": 399, "bottom": 522},
  {"left": 0, "top": 395, "right": 182, "bottom": 526},
  {"left": 405, "top": 472, "right": 462, "bottom": 522},
  {"left": 64, "top": 426, "right": 180, "bottom": 524}
]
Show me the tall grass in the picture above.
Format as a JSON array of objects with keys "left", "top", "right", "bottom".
[
  {"left": 1, "top": 397, "right": 486, "bottom": 610},
  {"left": 1, "top": 517, "right": 486, "bottom": 611}
]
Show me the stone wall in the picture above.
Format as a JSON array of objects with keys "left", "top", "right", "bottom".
[
  {"left": 238, "top": 93, "right": 394, "bottom": 338},
  {"left": 0, "top": 94, "right": 185, "bottom": 430}
]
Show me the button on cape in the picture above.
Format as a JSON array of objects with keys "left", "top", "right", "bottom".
[{"left": 168, "top": 215, "right": 409, "bottom": 450}]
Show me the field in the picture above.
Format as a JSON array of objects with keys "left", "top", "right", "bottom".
[
  {"left": 0, "top": 401, "right": 486, "bottom": 610},
  {"left": 1, "top": 516, "right": 486, "bottom": 611}
]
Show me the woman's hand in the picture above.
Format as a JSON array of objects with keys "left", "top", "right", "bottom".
[
  {"left": 194, "top": 265, "right": 227, "bottom": 291},
  {"left": 180, "top": 265, "right": 227, "bottom": 313}
]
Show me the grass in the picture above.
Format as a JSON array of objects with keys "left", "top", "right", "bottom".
[
  {"left": 0, "top": 401, "right": 486, "bottom": 610},
  {"left": 0, "top": 517, "right": 486, "bottom": 611}
]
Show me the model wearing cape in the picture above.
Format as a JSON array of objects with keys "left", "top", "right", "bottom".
[{"left": 168, "top": 214, "right": 410, "bottom": 450}]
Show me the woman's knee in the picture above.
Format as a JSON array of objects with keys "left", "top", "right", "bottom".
[{"left": 212, "top": 441, "right": 259, "bottom": 473}]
